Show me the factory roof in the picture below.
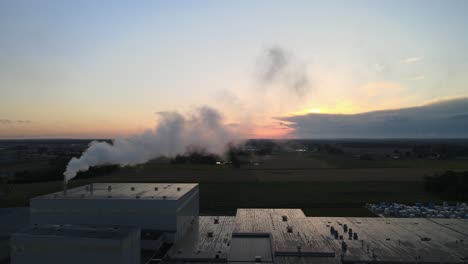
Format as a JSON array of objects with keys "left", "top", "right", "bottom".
[
  {"left": 13, "top": 224, "right": 139, "bottom": 240},
  {"left": 164, "top": 209, "right": 468, "bottom": 264},
  {"left": 35, "top": 183, "right": 198, "bottom": 200}
]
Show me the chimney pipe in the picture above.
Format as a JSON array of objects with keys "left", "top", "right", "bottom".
[
  {"left": 63, "top": 181, "right": 68, "bottom": 196},
  {"left": 90, "top": 183, "right": 94, "bottom": 195}
]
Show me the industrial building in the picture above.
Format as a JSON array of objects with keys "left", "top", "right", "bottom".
[
  {"left": 7, "top": 183, "right": 468, "bottom": 263},
  {"left": 11, "top": 224, "right": 140, "bottom": 264},
  {"left": 164, "top": 209, "right": 468, "bottom": 263},
  {"left": 30, "top": 183, "right": 199, "bottom": 248}
]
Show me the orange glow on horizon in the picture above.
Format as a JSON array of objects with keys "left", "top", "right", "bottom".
[
  {"left": 285, "top": 101, "right": 364, "bottom": 117},
  {"left": 252, "top": 126, "right": 294, "bottom": 139}
]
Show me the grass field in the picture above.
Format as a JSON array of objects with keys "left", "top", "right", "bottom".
[
  {"left": 2, "top": 151, "right": 466, "bottom": 216},
  {"left": 312, "top": 153, "right": 468, "bottom": 169}
]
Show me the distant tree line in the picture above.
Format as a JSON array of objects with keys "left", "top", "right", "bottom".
[
  {"left": 411, "top": 144, "right": 468, "bottom": 159},
  {"left": 317, "top": 144, "right": 345, "bottom": 155},
  {"left": 424, "top": 171, "right": 468, "bottom": 201},
  {"left": 8, "top": 157, "right": 69, "bottom": 183},
  {"left": 73, "top": 165, "right": 120, "bottom": 180},
  {"left": 245, "top": 139, "right": 275, "bottom": 155},
  {"left": 171, "top": 151, "right": 220, "bottom": 165},
  {"left": 8, "top": 157, "right": 121, "bottom": 183}
]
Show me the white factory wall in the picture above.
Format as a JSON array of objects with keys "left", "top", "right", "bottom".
[
  {"left": 30, "top": 184, "right": 199, "bottom": 244},
  {"left": 174, "top": 185, "right": 199, "bottom": 242},
  {"left": 11, "top": 229, "right": 140, "bottom": 264},
  {"left": 31, "top": 198, "right": 179, "bottom": 231}
]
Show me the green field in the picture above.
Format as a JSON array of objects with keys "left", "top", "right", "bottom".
[{"left": 2, "top": 152, "right": 463, "bottom": 216}]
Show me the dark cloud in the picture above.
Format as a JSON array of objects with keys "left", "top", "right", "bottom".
[
  {"left": 0, "top": 119, "right": 12, "bottom": 124},
  {"left": 0, "top": 119, "right": 31, "bottom": 124},
  {"left": 259, "top": 47, "right": 289, "bottom": 83},
  {"left": 277, "top": 98, "right": 468, "bottom": 138},
  {"left": 257, "top": 46, "right": 312, "bottom": 96},
  {"left": 16, "top": 120, "right": 32, "bottom": 124}
]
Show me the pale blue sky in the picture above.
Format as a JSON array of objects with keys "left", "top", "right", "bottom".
[{"left": 1, "top": 0, "right": 468, "bottom": 138}]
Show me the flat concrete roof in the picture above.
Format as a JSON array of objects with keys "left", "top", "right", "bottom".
[
  {"left": 34, "top": 183, "right": 198, "bottom": 200},
  {"left": 165, "top": 209, "right": 468, "bottom": 264},
  {"left": 13, "top": 224, "right": 139, "bottom": 240}
]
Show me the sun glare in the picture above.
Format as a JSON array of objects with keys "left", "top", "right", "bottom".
[{"left": 288, "top": 108, "right": 322, "bottom": 116}]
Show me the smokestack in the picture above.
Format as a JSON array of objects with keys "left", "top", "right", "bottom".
[{"left": 63, "top": 182, "right": 68, "bottom": 196}]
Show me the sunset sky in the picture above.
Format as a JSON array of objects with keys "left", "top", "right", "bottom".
[{"left": 1, "top": 0, "right": 468, "bottom": 139}]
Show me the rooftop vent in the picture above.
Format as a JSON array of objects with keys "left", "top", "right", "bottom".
[
  {"left": 214, "top": 218, "right": 219, "bottom": 224},
  {"left": 154, "top": 187, "right": 158, "bottom": 191},
  {"left": 177, "top": 187, "right": 181, "bottom": 191},
  {"left": 343, "top": 224, "right": 348, "bottom": 232},
  {"left": 341, "top": 241, "right": 348, "bottom": 252},
  {"left": 163, "top": 195, "right": 167, "bottom": 200},
  {"left": 131, "top": 187, "right": 135, "bottom": 191},
  {"left": 254, "top": 256, "right": 262, "bottom": 262},
  {"left": 287, "top": 226, "right": 293, "bottom": 233},
  {"left": 107, "top": 185, "right": 112, "bottom": 192},
  {"left": 353, "top": 233, "right": 359, "bottom": 240},
  {"left": 136, "top": 195, "right": 140, "bottom": 199},
  {"left": 282, "top": 215, "right": 288, "bottom": 222},
  {"left": 207, "top": 231, "right": 214, "bottom": 238}
]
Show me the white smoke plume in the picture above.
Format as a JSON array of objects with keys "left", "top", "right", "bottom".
[{"left": 64, "top": 106, "right": 236, "bottom": 182}]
